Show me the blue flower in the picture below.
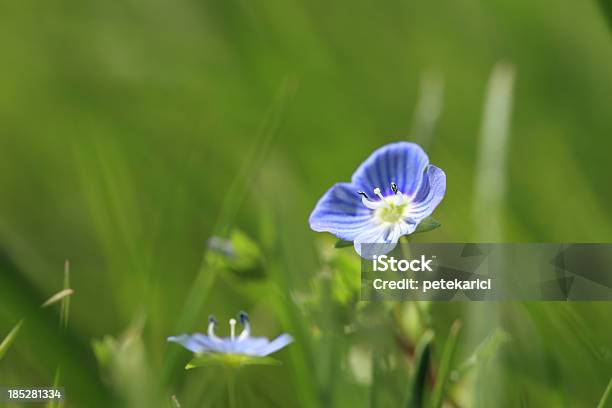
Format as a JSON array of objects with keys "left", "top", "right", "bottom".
[
  {"left": 168, "top": 312, "right": 293, "bottom": 359},
  {"left": 309, "top": 142, "right": 446, "bottom": 257},
  {"left": 207, "top": 236, "right": 235, "bottom": 259}
]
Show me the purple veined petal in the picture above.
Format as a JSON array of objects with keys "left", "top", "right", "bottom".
[
  {"left": 167, "top": 335, "right": 201, "bottom": 353},
  {"left": 233, "top": 337, "right": 270, "bottom": 355},
  {"left": 408, "top": 165, "right": 446, "bottom": 221},
  {"left": 353, "top": 222, "right": 415, "bottom": 258},
  {"left": 351, "top": 142, "right": 429, "bottom": 196},
  {"left": 168, "top": 333, "right": 292, "bottom": 356},
  {"left": 192, "top": 333, "right": 231, "bottom": 353},
  {"left": 252, "top": 334, "right": 294, "bottom": 357},
  {"left": 167, "top": 334, "right": 213, "bottom": 353},
  {"left": 309, "top": 182, "right": 376, "bottom": 241}
]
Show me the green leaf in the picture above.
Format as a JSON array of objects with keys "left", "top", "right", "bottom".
[
  {"left": 330, "top": 252, "right": 361, "bottom": 305},
  {"left": 414, "top": 217, "right": 441, "bottom": 234},
  {"left": 408, "top": 330, "right": 434, "bottom": 408},
  {"left": 430, "top": 321, "right": 462, "bottom": 408},
  {"left": 185, "top": 353, "right": 281, "bottom": 369},
  {"left": 0, "top": 319, "right": 24, "bottom": 361},
  {"left": 334, "top": 239, "right": 353, "bottom": 248},
  {"left": 229, "top": 229, "right": 264, "bottom": 270},
  {"left": 91, "top": 336, "right": 115, "bottom": 367},
  {"left": 91, "top": 315, "right": 157, "bottom": 407}
]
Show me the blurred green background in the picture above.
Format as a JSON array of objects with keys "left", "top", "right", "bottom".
[{"left": 1, "top": 0, "right": 612, "bottom": 407}]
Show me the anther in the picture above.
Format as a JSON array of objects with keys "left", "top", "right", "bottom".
[
  {"left": 208, "top": 315, "right": 220, "bottom": 341},
  {"left": 239, "top": 311, "right": 249, "bottom": 325},
  {"left": 238, "top": 311, "right": 250, "bottom": 341},
  {"left": 357, "top": 191, "right": 369, "bottom": 199},
  {"left": 391, "top": 182, "right": 398, "bottom": 194}
]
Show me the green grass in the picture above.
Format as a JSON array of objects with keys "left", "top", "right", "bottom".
[
  {"left": 1, "top": 0, "right": 612, "bottom": 406},
  {"left": 0, "top": 320, "right": 24, "bottom": 361}
]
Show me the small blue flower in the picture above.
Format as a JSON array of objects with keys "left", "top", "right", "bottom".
[
  {"left": 309, "top": 142, "right": 446, "bottom": 257},
  {"left": 168, "top": 312, "right": 293, "bottom": 358},
  {"left": 207, "top": 236, "right": 235, "bottom": 259}
]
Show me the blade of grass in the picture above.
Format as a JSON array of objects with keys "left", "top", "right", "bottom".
[
  {"left": 178, "top": 75, "right": 296, "bottom": 325},
  {"left": 267, "top": 263, "right": 318, "bottom": 407},
  {"left": 408, "top": 330, "right": 434, "bottom": 408},
  {"left": 46, "top": 261, "right": 72, "bottom": 408},
  {"left": 369, "top": 348, "right": 384, "bottom": 407},
  {"left": 41, "top": 289, "right": 74, "bottom": 309},
  {"left": 473, "top": 62, "right": 515, "bottom": 241},
  {"left": 261, "top": 203, "right": 318, "bottom": 407},
  {"left": 465, "top": 64, "right": 514, "bottom": 405},
  {"left": 451, "top": 328, "right": 510, "bottom": 383},
  {"left": 214, "top": 75, "right": 298, "bottom": 238},
  {"left": 597, "top": 377, "right": 612, "bottom": 408},
  {"left": 171, "top": 395, "right": 182, "bottom": 408},
  {"left": 430, "top": 320, "right": 462, "bottom": 408},
  {"left": 0, "top": 254, "right": 116, "bottom": 406},
  {"left": 411, "top": 70, "right": 444, "bottom": 150},
  {"left": 0, "top": 319, "right": 24, "bottom": 361},
  {"left": 46, "top": 367, "right": 62, "bottom": 408},
  {"left": 60, "top": 260, "right": 71, "bottom": 329}
]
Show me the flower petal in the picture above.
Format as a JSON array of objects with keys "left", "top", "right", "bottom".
[
  {"left": 253, "top": 334, "right": 294, "bottom": 357},
  {"left": 232, "top": 337, "right": 270, "bottom": 355},
  {"left": 167, "top": 334, "right": 215, "bottom": 353},
  {"left": 408, "top": 165, "right": 446, "bottom": 221},
  {"left": 353, "top": 222, "right": 416, "bottom": 258},
  {"left": 351, "top": 142, "right": 429, "bottom": 196},
  {"left": 309, "top": 182, "right": 375, "bottom": 241}
]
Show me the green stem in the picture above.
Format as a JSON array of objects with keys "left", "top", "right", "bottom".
[
  {"left": 227, "top": 369, "right": 237, "bottom": 408},
  {"left": 399, "top": 236, "right": 414, "bottom": 304}
]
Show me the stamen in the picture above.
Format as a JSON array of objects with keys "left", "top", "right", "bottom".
[
  {"left": 357, "top": 191, "right": 369, "bottom": 199},
  {"left": 208, "top": 315, "right": 220, "bottom": 341},
  {"left": 238, "top": 311, "right": 250, "bottom": 341},
  {"left": 373, "top": 188, "right": 384, "bottom": 200},
  {"left": 229, "top": 318, "right": 237, "bottom": 341},
  {"left": 391, "top": 182, "right": 398, "bottom": 194},
  {"left": 238, "top": 311, "right": 249, "bottom": 325}
]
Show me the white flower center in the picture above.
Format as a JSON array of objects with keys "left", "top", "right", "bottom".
[
  {"left": 207, "top": 312, "right": 251, "bottom": 343},
  {"left": 360, "top": 184, "right": 411, "bottom": 225}
]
